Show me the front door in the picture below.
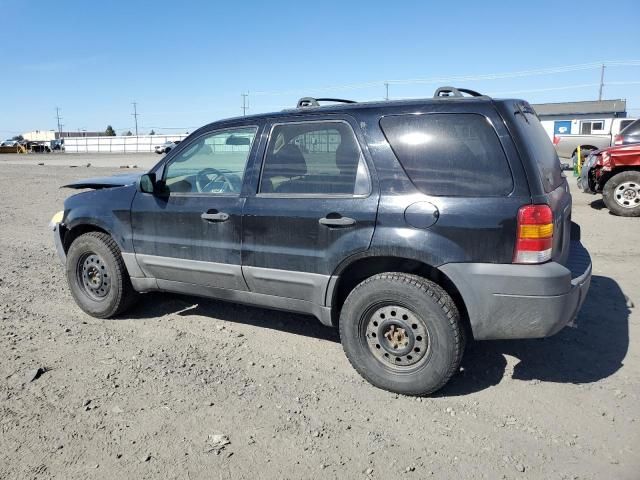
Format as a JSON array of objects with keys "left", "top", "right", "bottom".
[
  {"left": 131, "top": 125, "right": 259, "bottom": 290},
  {"left": 242, "top": 118, "right": 378, "bottom": 305}
]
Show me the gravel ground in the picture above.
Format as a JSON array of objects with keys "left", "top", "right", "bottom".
[
  {"left": 0, "top": 163, "right": 638, "bottom": 480},
  {"left": 0, "top": 152, "right": 160, "bottom": 169}
]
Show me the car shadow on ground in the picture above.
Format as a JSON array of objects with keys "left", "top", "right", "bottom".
[
  {"left": 589, "top": 198, "right": 607, "bottom": 210},
  {"left": 125, "top": 275, "right": 630, "bottom": 396},
  {"left": 439, "top": 275, "right": 631, "bottom": 396},
  {"left": 126, "top": 293, "right": 340, "bottom": 343}
]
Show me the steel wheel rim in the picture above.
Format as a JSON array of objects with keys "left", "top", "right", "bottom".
[
  {"left": 364, "top": 304, "right": 430, "bottom": 370},
  {"left": 76, "top": 252, "right": 110, "bottom": 300},
  {"left": 614, "top": 181, "right": 640, "bottom": 208}
]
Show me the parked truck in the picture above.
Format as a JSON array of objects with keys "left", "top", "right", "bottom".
[{"left": 541, "top": 117, "right": 636, "bottom": 160}]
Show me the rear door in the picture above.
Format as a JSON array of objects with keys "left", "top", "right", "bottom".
[{"left": 241, "top": 116, "right": 378, "bottom": 304}]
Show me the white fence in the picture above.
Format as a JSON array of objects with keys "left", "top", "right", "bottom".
[{"left": 63, "top": 134, "right": 189, "bottom": 153}]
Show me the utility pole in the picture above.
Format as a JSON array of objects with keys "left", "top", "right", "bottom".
[
  {"left": 598, "top": 64, "right": 606, "bottom": 101},
  {"left": 55, "top": 107, "right": 63, "bottom": 139},
  {"left": 241, "top": 93, "right": 249, "bottom": 116},
  {"left": 132, "top": 102, "right": 139, "bottom": 136},
  {"left": 384, "top": 82, "right": 389, "bottom": 101}
]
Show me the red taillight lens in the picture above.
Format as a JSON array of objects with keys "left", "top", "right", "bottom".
[
  {"left": 613, "top": 134, "right": 623, "bottom": 145},
  {"left": 552, "top": 136, "right": 560, "bottom": 145},
  {"left": 513, "top": 205, "right": 554, "bottom": 264}
]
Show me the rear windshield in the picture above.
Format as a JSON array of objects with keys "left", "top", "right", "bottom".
[
  {"left": 379, "top": 113, "right": 513, "bottom": 197},
  {"left": 508, "top": 102, "right": 563, "bottom": 193},
  {"left": 621, "top": 119, "right": 640, "bottom": 135}
]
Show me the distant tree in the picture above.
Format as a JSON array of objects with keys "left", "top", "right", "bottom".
[
  {"left": 123, "top": 130, "right": 133, "bottom": 136},
  {"left": 105, "top": 125, "right": 116, "bottom": 136},
  {"left": 11, "top": 134, "right": 24, "bottom": 141},
  {"left": 149, "top": 129, "right": 156, "bottom": 135}
]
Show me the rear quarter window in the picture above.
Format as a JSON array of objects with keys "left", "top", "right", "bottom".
[{"left": 379, "top": 113, "right": 513, "bottom": 196}]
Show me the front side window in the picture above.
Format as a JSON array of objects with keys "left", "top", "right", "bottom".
[
  {"left": 259, "top": 121, "right": 370, "bottom": 196},
  {"left": 163, "top": 127, "right": 257, "bottom": 194}
]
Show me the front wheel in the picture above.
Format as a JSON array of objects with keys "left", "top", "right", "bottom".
[
  {"left": 339, "top": 273, "right": 464, "bottom": 396},
  {"left": 602, "top": 171, "right": 640, "bottom": 217},
  {"left": 65, "top": 232, "right": 138, "bottom": 318}
]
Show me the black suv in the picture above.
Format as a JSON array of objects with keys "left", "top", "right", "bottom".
[{"left": 51, "top": 87, "right": 592, "bottom": 395}]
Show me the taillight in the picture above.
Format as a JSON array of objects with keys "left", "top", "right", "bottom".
[
  {"left": 613, "top": 134, "right": 623, "bottom": 145},
  {"left": 513, "top": 205, "right": 554, "bottom": 264},
  {"left": 552, "top": 136, "right": 560, "bottom": 145}
]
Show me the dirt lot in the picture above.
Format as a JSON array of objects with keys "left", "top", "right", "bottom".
[{"left": 0, "top": 160, "right": 638, "bottom": 480}]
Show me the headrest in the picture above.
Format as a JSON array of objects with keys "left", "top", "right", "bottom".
[{"left": 269, "top": 144, "right": 307, "bottom": 177}]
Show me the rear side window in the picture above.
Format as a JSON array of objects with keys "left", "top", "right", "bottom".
[
  {"left": 259, "top": 121, "right": 370, "bottom": 196},
  {"left": 380, "top": 113, "right": 513, "bottom": 196},
  {"left": 619, "top": 119, "right": 635, "bottom": 132}
]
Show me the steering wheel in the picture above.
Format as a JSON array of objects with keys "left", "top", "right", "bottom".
[{"left": 195, "top": 168, "right": 239, "bottom": 193}]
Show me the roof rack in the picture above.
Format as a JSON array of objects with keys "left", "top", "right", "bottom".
[
  {"left": 433, "top": 86, "right": 484, "bottom": 98},
  {"left": 296, "top": 97, "right": 357, "bottom": 108}
]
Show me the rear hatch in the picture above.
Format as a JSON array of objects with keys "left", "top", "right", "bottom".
[{"left": 494, "top": 100, "right": 572, "bottom": 266}]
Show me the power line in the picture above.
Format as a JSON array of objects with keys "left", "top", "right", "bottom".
[{"left": 250, "top": 60, "right": 640, "bottom": 97}]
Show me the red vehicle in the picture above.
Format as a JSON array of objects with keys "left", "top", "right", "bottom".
[{"left": 578, "top": 144, "right": 640, "bottom": 216}]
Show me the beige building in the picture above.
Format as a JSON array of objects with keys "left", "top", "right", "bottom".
[{"left": 22, "top": 130, "right": 57, "bottom": 141}]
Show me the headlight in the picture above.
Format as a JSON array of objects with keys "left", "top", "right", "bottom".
[{"left": 49, "top": 210, "right": 64, "bottom": 230}]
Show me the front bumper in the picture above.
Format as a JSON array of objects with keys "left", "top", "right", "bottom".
[
  {"left": 52, "top": 223, "right": 66, "bottom": 264},
  {"left": 440, "top": 240, "right": 592, "bottom": 340}
]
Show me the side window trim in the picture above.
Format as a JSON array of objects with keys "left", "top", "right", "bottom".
[
  {"left": 161, "top": 125, "right": 258, "bottom": 197},
  {"left": 256, "top": 119, "right": 372, "bottom": 199}
]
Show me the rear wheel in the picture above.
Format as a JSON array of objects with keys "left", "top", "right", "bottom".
[
  {"left": 602, "top": 171, "right": 640, "bottom": 217},
  {"left": 339, "top": 273, "right": 464, "bottom": 396},
  {"left": 66, "top": 232, "right": 138, "bottom": 318}
]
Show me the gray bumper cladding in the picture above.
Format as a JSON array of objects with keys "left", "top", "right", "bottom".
[{"left": 440, "top": 241, "right": 592, "bottom": 340}]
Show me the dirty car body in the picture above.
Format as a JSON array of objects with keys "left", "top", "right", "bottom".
[{"left": 52, "top": 87, "right": 592, "bottom": 395}]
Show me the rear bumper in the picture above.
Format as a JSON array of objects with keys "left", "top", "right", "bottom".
[{"left": 440, "top": 240, "right": 592, "bottom": 340}]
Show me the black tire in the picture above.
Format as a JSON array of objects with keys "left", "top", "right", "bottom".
[
  {"left": 602, "top": 170, "right": 640, "bottom": 217},
  {"left": 339, "top": 273, "right": 464, "bottom": 396},
  {"left": 65, "top": 232, "right": 138, "bottom": 318}
]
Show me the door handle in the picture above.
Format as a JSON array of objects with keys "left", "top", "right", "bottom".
[
  {"left": 319, "top": 215, "right": 356, "bottom": 227},
  {"left": 201, "top": 211, "right": 229, "bottom": 222}
]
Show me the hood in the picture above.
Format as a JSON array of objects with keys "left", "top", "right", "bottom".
[{"left": 63, "top": 173, "right": 142, "bottom": 190}]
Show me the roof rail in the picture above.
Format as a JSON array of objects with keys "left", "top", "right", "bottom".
[
  {"left": 296, "top": 97, "right": 357, "bottom": 108},
  {"left": 433, "top": 86, "right": 484, "bottom": 98}
]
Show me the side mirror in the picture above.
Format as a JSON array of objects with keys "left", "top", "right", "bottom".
[{"left": 139, "top": 173, "right": 156, "bottom": 194}]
